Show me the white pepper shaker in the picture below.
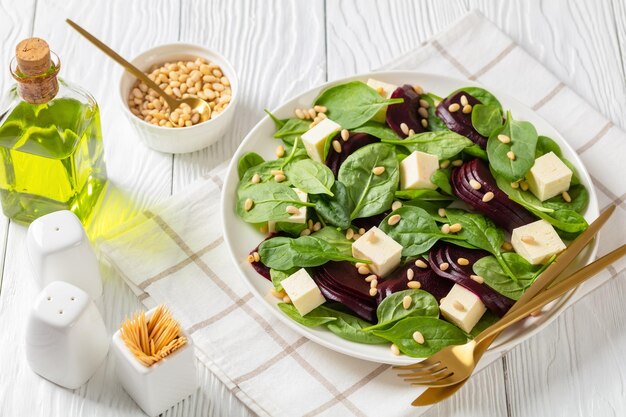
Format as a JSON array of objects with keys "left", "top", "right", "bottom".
[
  {"left": 25, "top": 281, "right": 109, "bottom": 389},
  {"left": 26, "top": 210, "right": 102, "bottom": 299}
]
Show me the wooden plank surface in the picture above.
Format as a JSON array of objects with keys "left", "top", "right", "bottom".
[{"left": 0, "top": 1, "right": 624, "bottom": 416}]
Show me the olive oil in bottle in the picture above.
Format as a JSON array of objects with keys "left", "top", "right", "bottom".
[{"left": 0, "top": 38, "right": 107, "bottom": 223}]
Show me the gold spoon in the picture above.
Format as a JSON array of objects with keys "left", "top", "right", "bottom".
[{"left": 66, "top": 19, "right": 211, "bottom": 123}]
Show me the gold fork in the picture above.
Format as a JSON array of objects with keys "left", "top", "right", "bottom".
[
  {"left": 399, "top": 242, "right": 625, "bottom": 397},
  {"left": 394, "top": 205, "right": 615, "bottom": 392}
]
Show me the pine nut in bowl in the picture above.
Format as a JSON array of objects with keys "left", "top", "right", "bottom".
[{"left": 118, "top": 43, "right": 238, "bottom": 154}]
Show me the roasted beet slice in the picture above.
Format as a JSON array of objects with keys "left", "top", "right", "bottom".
[
  {"left": 386, "top": 84, "right": 426, "bottom": 138},
  {"left": 375, "top": 260, "right": 453, "bottom": 304},
  {"left": 436, "top": 91, "right": 487, "bottom": 147},
  {"left": 451, "top": 159, "right": 536, "bottom": 232},
  {"left": 428, "top": 243, "right": 514, "bottom": 317},
  {"left": 312, "top": 261, "right": 377, "bottom": 322},
  {"left": 325, "top": 132, "right": 379, "bottom": 177}
]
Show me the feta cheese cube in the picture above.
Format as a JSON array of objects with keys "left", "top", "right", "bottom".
[
  {"left": 280, "top": 268, "right": 326, "bottom": 316},
  {"left": 400, "top": 150, "right": 439, "bottom": 190},
  {"left": 351, "top": 226, "right": 402, "bottom": 277},
  {"left": 526, "top": 152, "right": 573, "bottom": 201},
  {"left": 511, "top": 219, "right": 566, "bottom": 265},
  {"left": 366, "top": 78, "right": 397, "bottom": 122},
  {"left": 440, "top": 284, "right": 487, "bottom": 333},
  {"left": 268, "top": 188, "right": 307, "bottom": 233},
  {"left": 300, "top": 118, "right": 341, "bottom": 162}
]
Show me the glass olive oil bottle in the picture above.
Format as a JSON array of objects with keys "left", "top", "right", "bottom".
[{"left": 0, "top": 38, "right": 107, "bottom": 223}]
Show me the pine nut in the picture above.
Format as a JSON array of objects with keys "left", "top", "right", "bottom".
[
  {"left": 355, "top": 262, "right": 366, "bottom": 268},
  {"left": 313, "top": 105, "right": 327, "bottom": 113},
  {"left": 313, "top": 222, "right": 322, "bottom": 231},
  {"left": 418, "top": 107, "right": 428, "bottom": 118},
  {"left": 400, "top": 123, "right": 409, "bottom": 135},
  {"left": 359, "top": 228, "right": 365, "bottom": 235},
  {"left": 387, "top": 214, "right": 401, "bottom": 226},
  {"left": 419, "top": 99, "right": 430, "bottom": 108},
  {"left": 502, "top": 241, "right": 513, "bottom": 251},
  {"left": 460, "top": 95, "right": 468, "bottom": 106},
  {"left": 372, "top": 166, "right": 385, "bottom": 175},
  {"left": 341, "top": 129, "right": 350, "bottom": 141},
  {"left": 365, "top": 274, "right": 377, "bottom": 282},
  {"left": 498, "top": 134, "right": 511, "bottom": 144},
  {"left": 421, "top": 119, "right": 428, "bottom": 128},
  {"left": 390, "top": 343, "right": 400, "bottom": 355},
  {"left": 469, "top": 179, "right": 482, "bottom": 190},
  {"left": 407, "top": 281, "right": 421, "bottom": 289},
  {"left": 521, "top": 235, "right": 535, "bottom": 243},
  {"left": 407, "top": 269, "right": 415, "bottom": 281},
  {"left": 562, "top": 191, "right": 572, "bottom": 202},
  {"left": 251, "top": 173, "right": 261, "bottom": 184},
  {"left": 511, "top": 181, "right": 520, "bottom": 189},
  {"left": 482, "top": 191, "right": 495, "bottom": 202},
  {"left": 457, "top": 258, "right": 470, "bottom": 266},
  {"left": 270, "top": 169, "right": 284, "bottom": 176},
  {"left": 358, "top": 266, "right": 371, "bottom": 275},
  {"left": 415, "top": 259, "right": 428, "bottom": 268},
  {"left": 300, "top": 228, "right": 311, "bottom": 236},
  {"left": 332, "top": 140, "right": 342, "bottom": 153},
  {"left": 244, "top": 198, "right": 254, "bottom": 211},
  {"left": 507, "top": 151, "right": 516, "bottom": 160},
  {"left": 462, "top": 104, "right": 472, "bottom": 114},
  {"left": 520, "top": 181, "right": 529, "bottom": 191},
  {"left": 295, "top": 108, "right": 305, "bottom": 119},
  {"left": 346, "top": 228, "right": 355, "bottom": 240},
  {"left": 370, "top": 279, "right": 378, "bottom": 288},
  {"left": 369, "top": 288, "right": 378, "bottom": 297},
  {"left": 286, "top": 205, "right": 299, "bottom": 215},
  {"left": 408, "top": 129, "right": 415, "bottom": 136},
  {"left": 441, "top": 223, "right": 450, "bottom": 234},
  {"left": 271, "top": 289, "right": 286, "bottom": 299},
  {"left": 470, "top": 274, "right": 485, "bottom": 284},
  {"left": 440, "top": 160, "right": 451, "bottom": 169},
  {"left": 276, "top": 145, "right": 285, "bottom": 157},
  {"left": 252, "top": 251, "right": 260, "bottom": 262},
  {"left": 453, "top": 301, "right": 465, "bottom": 311},
  {"left": 448, "top": 103, "right": 460, "bottom": 112},
  {"left": 449, "top": 223, "right": 462, "bottom": 233},
  {"left": 282, "top": 295, "right": 292, "bottom": 304},
  {"left": 413, "top": 331, "right": 425, "bottom": 344},
  {"left": 392, "top": 201, "right": 403, "bottom": 210},
  {"left": 413, "top": 85, "right": 424, "bottom": 95},
  {"left": 452, "top": 159, "right": 463, "bottom": 167},
  {"left": 439, "top": 262, "right": 450, "bottom": 271},
  {"left": 247, "top": 254, "right": 255, "bottom": 263},
  {"left": 274, "top": 174, "right": 286, "bottom": 182},
  {"left": 402, "top": 295, "right": 412, "bottom": 309},
  {"left": 438, "top": 208, "right": 446, "bottom": 217},
  {"left": 308, "top": 108, "right": 316, "bottom": 119}
]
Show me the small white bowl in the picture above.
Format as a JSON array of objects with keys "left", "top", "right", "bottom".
[{"left": 118, "top": 43, "right": 238, "bottom": 154}]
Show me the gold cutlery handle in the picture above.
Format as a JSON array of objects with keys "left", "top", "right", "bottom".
[{"left": 475, "top": 243, "right": 626, "bottom": 344}]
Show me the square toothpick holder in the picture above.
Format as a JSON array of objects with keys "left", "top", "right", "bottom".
[{"left": 112, "top": 307, "right": 198, "bottom": 416}]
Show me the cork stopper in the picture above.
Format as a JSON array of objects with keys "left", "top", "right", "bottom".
[{"left": 16, "top": 38, "right": 52, "bottom": 76}]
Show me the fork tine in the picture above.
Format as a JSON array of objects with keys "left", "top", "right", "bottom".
[
  {"left": 396, "top": 365, "right": 446, "bottom": 378},
  {"left": 393, "top": 359, "right": 441, "bottom": 371},
  {"left": 409, "top": 372, "right": 454, "bottom": 386},
  {"left": 402, "top": 366, "right": 449, "bottom": 382}
]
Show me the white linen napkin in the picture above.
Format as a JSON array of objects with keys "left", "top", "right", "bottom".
[{"left": 99, "top": 10, "right": 626, "bottom": 417}]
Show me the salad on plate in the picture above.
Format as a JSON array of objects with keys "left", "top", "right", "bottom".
[{"left": 234, "top": 78, "right": 589, "bottom": 358}]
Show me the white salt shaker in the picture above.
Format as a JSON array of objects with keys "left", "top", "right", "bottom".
[
  {"left": 112, "top": 307, "right": 198, "bottom": 416},
  {"left": 26, "top": 210, "right": 102, "bottom": 299},
  {"left": 25, "top": 281, "right": 109, "bottom": 389}
]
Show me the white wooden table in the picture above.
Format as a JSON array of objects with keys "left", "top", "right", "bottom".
[{"left": 1, "top": 1, "right": 625, "bottom": 416}]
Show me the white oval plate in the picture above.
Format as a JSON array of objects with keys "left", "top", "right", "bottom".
[{"left": 221, "top": 71, "right": 599, "bottom": 365}]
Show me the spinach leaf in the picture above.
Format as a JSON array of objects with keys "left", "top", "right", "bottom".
[
  {"left": 431, "top": 168, "right": 453, "bottom": 195},
  {"left": 237, "top": 182, "right": 312, "bottom": 223},
  {"left": 469, "top": 311, "right": 499, "bottom": 337},
  {"left": 237, "top": 152, "right": 265, "bottom": 180},
  {"left": 314, "top": 81, "right": 403, "bottom": 129},
  {"left": 444, "top": 209, "right": 515, "bottom": 280},
  {"left": 264, "top": 109, "right": 286, "bottom": 128},
  {"left": 487, "top": 111, "right": 538, "bottom": 182},
  {"left": 463, "top": 144, "right": 489, "bottom": 161},
  {"left": 422, "top": 93, "right": 448, "bottom": 131},
  {"left": 258, "top": 236, "right": 367, "bottom": 270},
  {"left": 309, "top": 182, "right": 353, "bottom": 229},
  {"left": 379, "top": 206, "right": 463, "bottom": 257},
  {"left": 402, "top": 199, "right": 447, "bottom": 221},
  {"left": 323, "top": 306, "right": 388, "bottom": 344},
  {"left": 471, "top": 103, "right": 503, "bottom": 137},
  {"left": 270, "top": 267, "right": 299, "bottom": 291},
  {"left": 338, "top": 143, "right": 399, "bottom": 219},
  {"left": 362, "top": 290, "right": 439, "bottom": 331},
  {"left": 543, "top": 184, "right": 589, "bottom": 214},
  {"left": 353, "top": 121, "right": 400, "bottom": 141},
  {"left": 395, "top": 189, "right": 455, "bottom": 201},
  {"left": 453, "top": 86, "right": 502, "bottom": 110},
  {"left": 284, "top": 159, "right": 335, "bottom": 196},
  {"left": 372, "top": 317, "right": 469, "bottom": 357},
  {"left": 311, "top": 226, "right": 353, "bottom": 257},
  {"left": 277, "top": 303, "right": 337, "bottom": 327},
  {"left": 473, "top": 253, "right": 540, "bottom": 300},
  {"left": 382, "top": 131, "right": 473, "bottom": 160},
  {"left": 274, "top": 221, "right": 307, "bottom": 237},
  {"left": 238, "top": 159, "right": 286, "bottom": 195},
  {"left": 274, "top": 118, "right": 310, "bottom": 139}
]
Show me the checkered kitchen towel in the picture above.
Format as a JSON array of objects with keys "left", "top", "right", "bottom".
[{"left": 99, "top": 10, "right": 626, "bottom": 417}]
